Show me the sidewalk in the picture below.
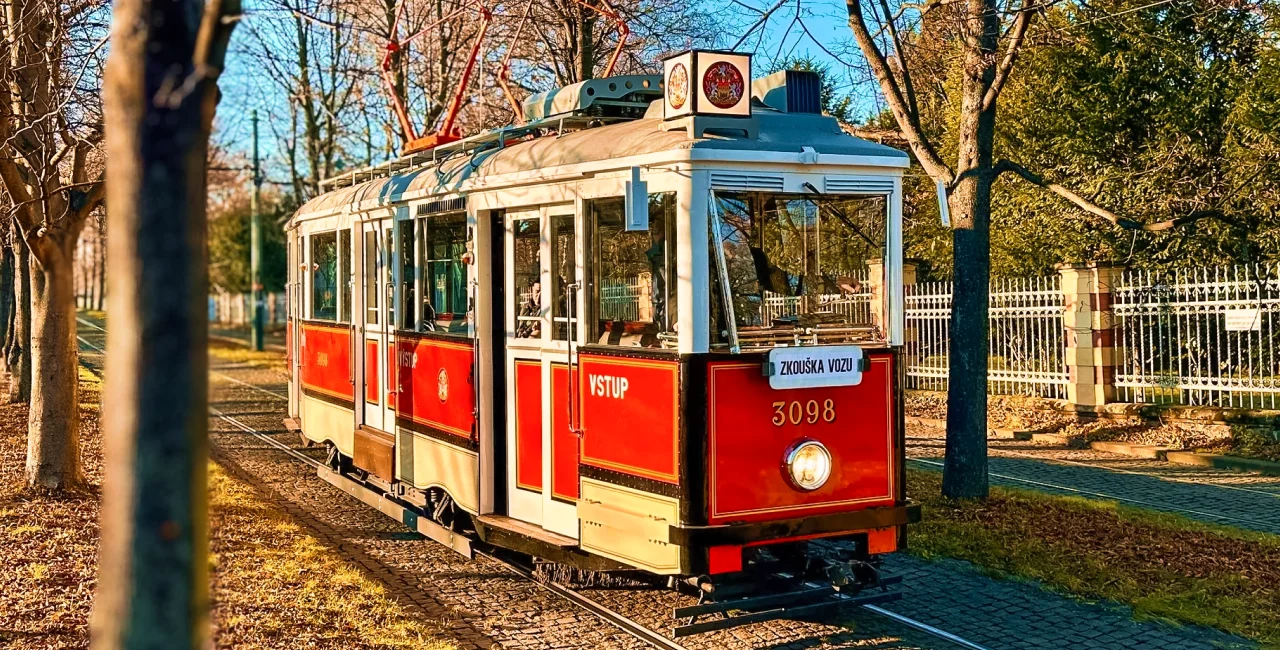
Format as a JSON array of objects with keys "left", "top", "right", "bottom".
[{"left": 908, "top": 429, "right": 1280, "bottom": 536}]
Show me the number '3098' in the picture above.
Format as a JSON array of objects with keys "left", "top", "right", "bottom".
[{"left": 771, "top": 399, "right": 836, "bottom": 426}]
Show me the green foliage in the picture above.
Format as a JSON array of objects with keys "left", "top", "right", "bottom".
[
  {"left": 899, "top": 0, "right": 1280, "bottom": 277},
  {"left": 208, "top": 203, "right": 288, "bottom": 294}
]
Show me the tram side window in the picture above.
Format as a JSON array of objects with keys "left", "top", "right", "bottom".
[
  {"left": 399, "top": 221, "right": 416, "bottom": 330},
  {"left": 339, "top": 230, "right": 351, "bottom": 323},
  {"left": 310, "top": 231, "right": 338, "bottom": 321},
  {"left": 421, "top": 213, "right": 470, "bottom": 335},
  {"left": 587, "top": 193, "right": 678, "bottom": 348},
  {"left": 512, "top": 217, "right": 541, "bottom": 340}
]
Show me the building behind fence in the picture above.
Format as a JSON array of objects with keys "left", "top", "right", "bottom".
[{"left": 904, "top": 261, "right": 1280, "bottom": 410}]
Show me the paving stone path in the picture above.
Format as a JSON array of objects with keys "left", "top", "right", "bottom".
[{"left": 908, "top": 437, "right": 1280, "bottom": 535}]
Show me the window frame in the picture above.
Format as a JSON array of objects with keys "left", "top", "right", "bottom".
[
  {"left": 308, "top": 230, "right": 340, "bottom": 322},
  {"left": 584, "top": 193, "right": 679, "bottom": 349}
]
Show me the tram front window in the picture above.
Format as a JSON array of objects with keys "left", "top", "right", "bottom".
[{"left": 708, "top": 192, "right": 887, "bottom": 348}]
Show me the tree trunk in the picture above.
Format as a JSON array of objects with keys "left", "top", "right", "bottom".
[
  {"left": 26, "top": 243, "right": 82, "bottom": 489},
  {"left": 8, "top": 229, "right": 31, "bottom": 404},
  {"left": 0, "top": 242, "right": 13, "bottom": 358},
  {"left": 96, "top": 222, "right": 106, "bottom": 311},
  {"left": 941, "top": 0, "right": 1000, "bottom": 500},
  {"left": 578, "top": 11, "right": 595, "bottom": 81},
  {"left": 94, "top": 0, "right": 235, "bottom": 642}
]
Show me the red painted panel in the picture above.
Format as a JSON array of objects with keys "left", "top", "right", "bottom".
[
  {"left": 579, "top": 354, "right": 679, "bottom": 484},
  {"left": 707, "top": 354, "right": 896, "bottom": 525},
  {"left": 299, "top": 323, "right": 353, "bottom": 402},
  {"left": 387, "top": 344, "right": 397, "bottom": 411},
  {"left": 550, "top": 364, "right": 580, "bottom": 501},
  {"left": 365, "top": 340, "right": 379, "bottom": 403},
  {"left": 394, "top": 335, "right": 476, "bottom": 440},
  {"left": 514, "top": 360, "right": 542, "bottom": 492}
]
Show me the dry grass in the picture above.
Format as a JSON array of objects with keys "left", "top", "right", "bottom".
[
  {"left": 1, "top": 364, "right": 456, "bottom": 649},
  {"left": 208, "top": 464, "right": 456, "bottom": 649},
  {"left": 908, "top": 468, "right": 1280, "bottom": 646},
  {"left": 208, "top": 340, "right": 288, "bottom": 375},
  {"left": 0, "top": 367, "right": 103, "bottom": 649}
]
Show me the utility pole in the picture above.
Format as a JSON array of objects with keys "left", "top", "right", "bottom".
[{"left": 250, "top": 110, "right": 264, "bottom": 351}]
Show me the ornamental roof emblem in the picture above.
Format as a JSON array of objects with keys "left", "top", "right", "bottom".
[
  {"left": 702, "top": 61, "right": 744, "bottom": 109},
  {"left": 668, "top": 63, "right": 689, "bottom": 110}
]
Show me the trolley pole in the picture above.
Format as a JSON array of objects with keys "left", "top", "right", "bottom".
[{"left": 250, "top": 110, "right": 265, "bottom": 351}]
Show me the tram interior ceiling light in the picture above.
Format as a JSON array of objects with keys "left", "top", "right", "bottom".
[{"left": 783, "top": 440, "right": 832, "bottom": 491}]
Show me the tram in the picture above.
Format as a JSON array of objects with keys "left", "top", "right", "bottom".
[{"left": 284, "top": 50, "right": 920, "bottom": 635}]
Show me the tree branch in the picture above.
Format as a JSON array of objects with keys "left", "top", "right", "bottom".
[
  {"left": 845, "top": 0, "right": 954, "bottom": 183},
  {"left": 992, "top": 159, "right": 1241, "bottom": 231},
  {"left": 981, "top": 1, "right": 1033, "bottom": 111}
]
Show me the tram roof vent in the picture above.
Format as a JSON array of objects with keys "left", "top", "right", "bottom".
[
  {"left": 522, "top": 75, "right": 664, "bottom": 124},
  {"left": 751, "top": 70, "right": 822, "bottom": 114}
]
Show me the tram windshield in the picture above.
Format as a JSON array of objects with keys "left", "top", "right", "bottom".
[{"left": 709, "top": 192, "right": 888, "bottom": 349}]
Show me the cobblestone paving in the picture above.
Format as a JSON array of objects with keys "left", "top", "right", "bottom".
[
  {"left": 73, "top": 312, "right": 1261, "bottom": 650},
  {"left": 908, "top": 429, "right": 1280, "bottom": 535},
  {"left": 879, "top": 554, "right": 1253, "bottom": 650}
]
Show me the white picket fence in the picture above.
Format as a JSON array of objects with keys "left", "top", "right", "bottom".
[
  {"left": 1113, "top": 264, "right": 1280, "bottom": 409},
  {"left": 208, "top": 292, "right": 287, "bottom": 326},
  {"left": 905, "top": 276, "right": 1068, "bottom": 399}
]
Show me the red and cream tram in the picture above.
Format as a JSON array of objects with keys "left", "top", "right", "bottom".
[{"left": 284, "top": 51, "right": 919, "bottom": 635}]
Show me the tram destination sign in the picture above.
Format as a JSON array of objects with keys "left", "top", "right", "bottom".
[{"left": 764, "top": 346, "right": 867, "bottom": 390}]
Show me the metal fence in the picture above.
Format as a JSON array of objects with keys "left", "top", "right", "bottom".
[
  {"left": 208, "top": 292, "right": 287, "bottom": 326},
  {"left": 904, "top": 276, "right": 1068, "bottom": 399},
  {"left": 760, "top": 270, "right": 873, "bottom": 325},
  {"left": 600, "top": 275, "right": 648, "bottom": 322},
  {"left": 1113, "top": 264, "right": 1280, "bottom": 409}
]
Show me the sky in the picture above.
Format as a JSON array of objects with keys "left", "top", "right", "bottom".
[{"left": 212, "top": 0, "right": 881, "bottom": 185}]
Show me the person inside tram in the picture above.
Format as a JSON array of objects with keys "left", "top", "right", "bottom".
[{"left": 516, "top": 280, "right": 541, "bottom": 339}]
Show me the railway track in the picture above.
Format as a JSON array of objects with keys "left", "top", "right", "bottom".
[{"left": 75, "top": 320, "right": 992, "bottom": 650}]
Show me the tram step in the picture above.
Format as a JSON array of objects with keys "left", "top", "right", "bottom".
[
  {"left": 475, "top": 515, "right": 578, "bottom": 548},
  {"left": 282, "top": 417, "right": 301, "bottom": 432}
]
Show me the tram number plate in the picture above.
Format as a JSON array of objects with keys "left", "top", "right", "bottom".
[{"left": 764, "top": 346, "right": 866, "bottom": 390}]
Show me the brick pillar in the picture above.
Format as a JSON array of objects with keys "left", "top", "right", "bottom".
[
  {"left": 866, "top": 259, "right": 918, "bottom": 339},
  {"left": 1057, "top": 262, "right": 1124, "bottom": 407}
]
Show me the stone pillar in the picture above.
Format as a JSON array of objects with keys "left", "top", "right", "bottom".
[
  {"left": 1057, "top": 262, "right": 1125, "bottom": 407},
  {"left": 866, "top": 258, "right": 918, "bottom": 340}
]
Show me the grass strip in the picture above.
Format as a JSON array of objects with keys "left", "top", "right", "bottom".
[{"left": 906, "top": 468, "right": 1280, "bottom": 647}]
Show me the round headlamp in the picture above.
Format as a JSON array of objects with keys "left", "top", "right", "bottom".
[{"left": 783, "top": 440, "right": 832, "bottom": 491}]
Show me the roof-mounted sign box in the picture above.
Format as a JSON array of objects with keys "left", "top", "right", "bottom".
[{"left": 663, "top": 50, "right": 752, "bottom": 121}]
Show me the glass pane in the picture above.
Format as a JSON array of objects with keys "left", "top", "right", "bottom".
[
  {"left": 588, "top": 193, "right": 678, "bottom": 348},
  {"left": 512, "top": 218, "right": 541, "bottom": 340},
  {"left": 365, "top": 230, "right": 379, "bottom": 325},
  {"left": 710, "top": 193, "right": 886, "bottom": 347},
  {"left": 339, "top": 229, "right": 351, "bottom": 323},
  {"left": 310, "top": 231, "right": 337, "bottom": 321},
  {"left": 551, "top": 214, "right": 576, "bottom": 341},
  {"left": 399, "top": 221, "right": 416, "bottom": 330},
  {"left": 385, "top": 229, "right": 395, "bottom": 328},
  {"left": 424, "top": 213, "right": 470, "bottom": 334}
]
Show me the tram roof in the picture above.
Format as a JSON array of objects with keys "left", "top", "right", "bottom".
[{"left": 294, "top": 107, "right": 908, "bottom": 220}]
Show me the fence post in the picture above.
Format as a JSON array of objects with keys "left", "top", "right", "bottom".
[
  {"left": 867, "top": 258, "right": 918, "bottom": 339},
  {"left": 1058, "top": 262, "right": 1124, "bottom": 407}
]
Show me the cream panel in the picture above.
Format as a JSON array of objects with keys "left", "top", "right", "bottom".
[
  {"left": 397, "top": 430, "right": 481, "bottom": 514},
  {"left": 301, "top": 395, "right": 355, "bottom": 456},
  {"left": 579, "top": 478, "right": 683, "bottom": 575}
]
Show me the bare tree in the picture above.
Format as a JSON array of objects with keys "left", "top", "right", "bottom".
[
  {"left": 93, "top": 0, "right": 238, "bottom": 643},
  {"left": 0, "top": 0, "right": 107, "bottom": 488}
]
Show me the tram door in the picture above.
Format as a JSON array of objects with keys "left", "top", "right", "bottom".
[
  {"left": 357, "top": 218, "right": 396, "bottom": 432},
  {"left": 504, "top": 206, "right": 580, "bottom": 539}
]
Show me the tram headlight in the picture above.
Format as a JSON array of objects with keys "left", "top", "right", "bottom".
[{"left": 783, "top": 440, "right": 832, "bottom": 491}]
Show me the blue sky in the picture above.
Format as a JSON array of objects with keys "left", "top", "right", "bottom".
[{"left": 213, "top": 0, "right": 879, "bottom": 183}]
